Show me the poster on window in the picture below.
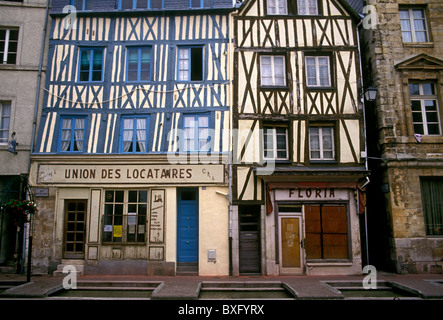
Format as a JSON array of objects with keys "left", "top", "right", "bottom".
[{"left": 150, "top": 189, "right": 165, "bottom": 243}]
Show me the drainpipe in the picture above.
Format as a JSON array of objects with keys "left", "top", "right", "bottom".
[
  {"left": 26, "top": 0, "right": 50, "bottom": 282},
  {"left": 356, "top": 18, "right": 371, "bottom": 267}
]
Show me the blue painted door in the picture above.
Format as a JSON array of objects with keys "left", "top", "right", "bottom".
[{"left": 177, "top": 188, "right": 199, "bottom": 263}]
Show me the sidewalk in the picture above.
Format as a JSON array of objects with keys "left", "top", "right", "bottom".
[{"left": 0, "top": 271, "right": 442, "bottom": 300}]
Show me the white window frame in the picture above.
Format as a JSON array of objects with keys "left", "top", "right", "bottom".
[
  {"left": 410, "top": 82, "right": 441, "bottom": 136},
  {"left": 260, "top": 55, "right": 286, "bottom": 87},
  {"left": 297, "top": 0, "right": 318, "bottom": 15},
  {"left": 0, "top": 28, "right": 19, "bottom": 65},
  {"left": 263, "top": 126, "right": 289, "bottom": 160},
  {"left": 0, "top": 101, "right": 11, "bottom": 145},
  {"left": 305, "top": 56, "right": 331, "bottom": 88},
  {"left": 399, "top": 7, "right": 429, "bottom": 43},
  {"left": 267, "top": 0, "right": 288, "bottom": 15},
  {"left": 309, "top": 126, "right": 335, "bottom": 160}
]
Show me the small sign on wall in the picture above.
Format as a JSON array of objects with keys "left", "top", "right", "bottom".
[{"left": 150, "top": 189, "right": 165, "bottom": 243}]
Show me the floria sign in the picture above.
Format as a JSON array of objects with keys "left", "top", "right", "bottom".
[{"left": 37, "top": 164, "right": 225, "bottom": 184}]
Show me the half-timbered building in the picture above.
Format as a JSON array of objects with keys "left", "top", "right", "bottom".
[
  {"left": 231, "top": 0, "right": 368, "bottom": 275},
  {"left": 29, "top": 0, "right": 234, "bottom": 276}
]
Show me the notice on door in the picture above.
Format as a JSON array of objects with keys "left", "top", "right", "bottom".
[{"left": 150, "top": 189, "right": 165, "bottom": 243}]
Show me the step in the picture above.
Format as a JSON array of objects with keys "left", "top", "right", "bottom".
[{"left": 53, "top": 260, "right": 85, "bottom": 277}]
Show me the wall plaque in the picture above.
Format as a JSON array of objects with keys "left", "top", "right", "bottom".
[{"left": 150, "top": 189, "right": 165, "bottom": 243}]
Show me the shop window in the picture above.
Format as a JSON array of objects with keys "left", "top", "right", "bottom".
[
  {"left": 420, "top": 177, "right": 443, "bottom": 236},
  {"left": 305, "top": 205, "right": 349, "bottom": 260},
  {"left": 103, "top": 190, "right": 148, "bottom": 243}
]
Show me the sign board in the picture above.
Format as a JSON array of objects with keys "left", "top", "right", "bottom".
[
  {"left": 275, "top": 188, "right": 349, "bottom": 201},
  {"left": 150, "top": 189, "right": 165, "bottom": 243},
  {"left": 34, "top": 188, "right": 49, "bottom": 197},
  {"left": 37, "top": 164, "right": 225, "bottom": 185}
]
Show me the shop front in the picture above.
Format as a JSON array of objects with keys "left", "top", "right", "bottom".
[
  {"left": 261, "top": 180, "right": 365, "bottom": 276},
  {"left": 29, "top": 159, "right": 229, "bottom": 276}
]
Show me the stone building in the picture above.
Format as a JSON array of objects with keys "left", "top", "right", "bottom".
[
  {"left": 361, "top": 0, "right": 443, "bottom": 273},
  {"left": 0, "top": 0, "right": 49, "bottom": 272}
]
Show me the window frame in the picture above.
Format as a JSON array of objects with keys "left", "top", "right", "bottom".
[
  {"left": 0, "top": 27, "right": 19, "bottom": 65},
  {"left": 309, "top": 124, "right": 336, "bottom": 161},
  {"left": 263, "top": 125, "right": 289, "bottom": 161},
  {"left": 296, "top": 0, "right": 320, "bottom": 16},
  {"left": 102, "top": 190, "right": 148, "bottom": 244},
  {"left": 177, "top": 46, "right": 204, "bottom": 82},
  {"left": 126, "top": 46, "right": 152, "bottom": 82},
  {"left": 409, "top": 82, "right": 441, "bottom": 136},
  {"left": 189, "top": 0, "right": 212, "bottom": 9},
  {"left": 259, "top": 55, "right": 287, "bottom": 88},
  {"left": 119, "top": 115, "right": 150, "bottom": 153},
  {"left": 305, "top": 55, "right": 332, "bottom": 88},
  {"left": 118, "top": 0, "right": 164, "bottom": 9},
  {"left": 266, "top": 0, "right": 288, "bottom": 15},
  {"left": 182, "top": 114, "right": 211, "bottom": 152},
  {"left": 70, "top": 0, "right": 92, "bottom": 11},
  {"left": 0, "top": 101, "right": 11, "bottom": 145},
  {"left": 57, "top": 116, "right": 87, "bottom": 153},
  {"left": 78, "top": 47, "right": 104, "bottom": 82},
  {"left": 399, "top": 7, "right": 430, "bottom": 43}
]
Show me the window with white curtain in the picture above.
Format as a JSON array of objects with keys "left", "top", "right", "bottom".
[
  {"left": 0, "top": 101, "right": 11, "bottom": 145},
  {"left": 120, "top": 116, "right": 149, "bottom": 153},
  {"left": 260, "top": 55, "right": 286, "bottom": 87},
  {"left": 297, "top": 0, "right": 318, "bottom": 15},
  {"left": 59, "top": 117, "right": 86, "bottom": 152},
  {"left": 267, "top": 0, "right": 287, "bottom": 15},
  {"left": 305, "top": 56, "right": 331, "bottom": 87},
  {"left": 309, "top": 126, "right": 335, "bottom": 160},
  {"left": 183, "top": 115, "right": 210, "bottom": 151},
  {"left": 263, "top": 126, "right": 288, "bottom": 160},
  {"left": 400, "top": 8, "right": 429, "bottom": 43}
]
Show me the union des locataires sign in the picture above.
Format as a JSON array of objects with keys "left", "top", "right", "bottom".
[{"left": 37, "top": 164, "right": 225, "bottom": 184}]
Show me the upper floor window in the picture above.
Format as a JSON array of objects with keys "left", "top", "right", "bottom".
[
  {"left": 190, "top": 0, "right": 212, "bottom": 8},
  {"left": 409, "top": 82, "right": 441, "bottom": 136},
  {"left": 0, "top": 101, "right": 11, "bottom": 145},
  {"left": 309, "top": 125, "right": 335, "bottom": 161},
  {"left": 263, "top": 126, "right": 288, "bottom": 160},
  {"left": 118, "top": 0, "right": 164, "bottom": 9},
  {"left": 127, "top": 47, "right": 151, "bottom": 81},
  {"left": 120, "top": 116, "right": 149, "bottom": 153},
  {"left": 183, "top": 114, "right": 210, "bottom": 152},
  {"left": 267, "top": 0, "right": 287, "bottom": 15},
  {"left": 260, "top": 55, "right": 286, "bottom": 87},
  {"left": 177, "top": 46, "right": 203, "bottom": 82},
  {"left": 400, "top": 7, "right": 429, "bottom": 43},
  {"left": 79, "top": 48, "right": 104, "bottom": 82},
  {"left": 59, "top": 116, "right": 86, "bottom": 152},
  {"left": 297, "top": 0, "right": 318, "bottom": 15},
  {"left": 70, "top": 0, "right": 93, "bottom": 11},
  {"left": 0, "top": 28, "right": 19, "bottom": 65},
  {"left": 305, "top": 56, "right": 331, "bottom": 88}
]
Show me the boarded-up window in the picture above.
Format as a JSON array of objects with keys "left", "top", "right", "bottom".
[{"left": 305, "top": 205, "right": 349, "bottom": 260}]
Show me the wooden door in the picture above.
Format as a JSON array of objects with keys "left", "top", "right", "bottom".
[
  {"left": 279, "top": 216, "right": 303, "bottom": 274},
  {"left": 63, "top": 200, "right": 87, "bottom": 259}
]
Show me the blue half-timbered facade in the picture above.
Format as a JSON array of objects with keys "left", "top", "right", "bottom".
[{"left": 30, "top": 0, "right": 234, "bottom": 276}]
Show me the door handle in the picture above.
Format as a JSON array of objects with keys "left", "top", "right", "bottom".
[
  {"left": 186, "top": 217, "right": 191, "bottom": 220},
  {"left": 186, "top": 241, "right": 190, "bottom": 244},
  {"left": 300, "top": 239, "right": 305, "bottom": 248}
]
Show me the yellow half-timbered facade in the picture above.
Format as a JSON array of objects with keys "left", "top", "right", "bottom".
[{"left": 231, "top": 0, "right": 368, "bottom": 275}]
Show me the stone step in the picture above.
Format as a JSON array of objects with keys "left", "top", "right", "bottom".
[{"left": 53, "top": 260, "right": 85, "bottom": 277}]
